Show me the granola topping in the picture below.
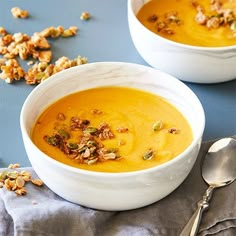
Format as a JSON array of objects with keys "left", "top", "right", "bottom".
[
  {"left": 146, "top": 11, "right": 182, "bottom": 35},
  {"left": 193, "top": 0, "right": 236, "bottom": 35},
  {"left": 43, "top": 108, "right": 181, "bottom": 165},
  {"left": 44, "top": 114, "right": 121, "bottom": 165},
  {"left": 145, "top": 0, "right": 236, "bottom": 37}
]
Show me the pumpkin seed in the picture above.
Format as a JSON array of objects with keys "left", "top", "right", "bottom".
[
  {"left": 230, "top": 21, "right": 236, "bottom": 31},
  {"left": 87, "top": 158, "right": 98, "bottom": 165},
  {"left": 47, "top": 136, "right": 57, "bottom": 146},
  {"left": 58, "top": 129, "right": 70, "bottom": 139},
  {"left": 0, "top": 171, "right": 7, "bottom": 181},
  {"left": 143, "top": 149, "right": 155, "bottom": 160},
  {"left": 152, "top": 120, "right": 163, "bottom": 131},
  {"left": 16, "top": 176, "right": 25, "bottom": 188},
  {"left": 7, "top": 171, "right": 18, "bottom": 179},
  {"left": 83, "top": 127, "right": 98, "bottom": 134},
  {"left": 68, "top": 142, "right": 78, "bottom": 149}
]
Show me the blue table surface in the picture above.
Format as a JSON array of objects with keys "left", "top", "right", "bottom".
[{"left": 0, "top": 0, "right": 236, "bottom": 167}]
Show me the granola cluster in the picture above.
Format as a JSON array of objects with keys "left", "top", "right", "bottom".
[
  {"left": 44, "top": 112, "right": 122, "bottom": 165},
  {"left": 11, "top": 7, "right": 29, "bottom": 19},
  {"left": 0, "top": 25, "right": 87, "bottom": 84},
  {"left": 0, "top": 164, "right": 43, "bottom": 196},
  {"left": 193, "top": 0, "right": 236, "bottom": 34},
  {"left": 147, "top": 11, "right": 182, "bottom": 35},
  {"left": 80, "top": 12, "right": 91, "bottom": 21}
]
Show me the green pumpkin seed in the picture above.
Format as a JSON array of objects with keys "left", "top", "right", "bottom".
[
  {"left": 7, "top": 171, "right": 18, "bottom": 179},
  {"left": 83, "top": 127, "right": 98, "bottom": 134},
  {"left": 143, "top": 149, "right": 155, "bottom": 160},
  {"left": 58, "top": 129, "right": 70, "bottom": 139},
  {"left": 47, "top": 136, "right": 57, "bottom": 146},
  {"left": 0, "top": 171, "right": 7, "bottom": 181},
  {"left": 68, "top": 143, "right": 78, "bottom": 149},
  {"left": 152, "top": 120, "right": 163, "bottom": 131}
]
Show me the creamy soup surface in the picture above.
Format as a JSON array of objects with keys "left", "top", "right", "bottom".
[
  {"left": 32, "top": 86, "right": 193, "bottom": 173},
  {"left": 137, "top": 0, "right": 236, "bottom": 47}
]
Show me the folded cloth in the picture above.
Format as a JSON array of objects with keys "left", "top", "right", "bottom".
[{"left": 0, "top": 137, "right": 236, "bottom": 236}]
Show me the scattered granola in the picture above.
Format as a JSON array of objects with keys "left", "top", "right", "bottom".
[
  {"left": 8, "top": 163, "right": 20, "bottom": 169},
  {"left": 11, "top": 7, "right": 29, "bottom": 19},
  {"left": 0, "top": 27, "right": 7, "bottom": 36},
  {"left": 0, "top": 166, "right": 44, "bottom": 196},
  {"left": 0, "top": 25, "right": 87, "bottom": 84},
  {"left": 0, "top": 59, "right": 25, "bottom": 83},
  {"left": 31, "top": 179, "right": 44, "bottom": 186},
  {"left": 80, "top": 12, "right": 91, "bottom": 20}
]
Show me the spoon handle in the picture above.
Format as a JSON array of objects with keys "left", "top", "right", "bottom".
[{"left": 180, "top": 186, "right": 214, "bottom": 236}]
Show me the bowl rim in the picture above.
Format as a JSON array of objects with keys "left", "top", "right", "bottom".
[
  {"left": 20, "top": 61, "right": 205, "bottom": 178},
  {"left": 127, "top": 0, "right": 236, "bottom": 51}
]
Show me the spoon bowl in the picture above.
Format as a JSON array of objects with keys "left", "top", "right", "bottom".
[
  {"left": 202, "top": 138, "right": 236, "bottom": 187},
  {"left": 180, "top": 137, "right": 236, "bottom": 236}
]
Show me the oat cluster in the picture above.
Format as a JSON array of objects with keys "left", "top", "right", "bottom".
[
  {"left": 80, "top": 12, "right": 91, "bottom": 20},
  {"left": 193, "top": 0, "right": 236, "bottom": 33},
  {"left": 11, "top": 7, "right": 29, "bottom": 19},
  {"left": 0, "top": 164, "right": 43, "bottom": 196}
]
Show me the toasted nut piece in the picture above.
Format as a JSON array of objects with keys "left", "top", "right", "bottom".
[
  {"left": 20, "top": 170, "right": 32, "bottom": 180},
  {"left": 0, "top": 34, "right": 13, "bottom": 46},
  {"left": 16, "top": 176, "right": 25, "bottom": 188},
  {"left": 38, "top": 50, "right": 52, "bottom": 63},
  {"left": 0, "top": 27, "right": 7, "bottom": 36},
  {"left": 31, "top": 33, "right": 50, "bottom": 49},
  {"left": 15, "top": 187, "right": 27, "bottom": 196},
  {"left": 13, "top": 33, "right": 30, "bottom": 43},
  {"left": 31, "top": 179, "right": 44, "bottom": 186},
  {"left": 11, "top": 7, "right": 29, "bottom": 18},
  {"left": 80, "top": 12, "right": 91, "bottom": 20},
  {"left": 8, "top": 163, "right": 20, "bottom": 169},
  {"left": 0, "top": 59, "right": 25, "bottom": 83},
  {"left": 62, "top": 26, "right": 78, "bottom": 37}
]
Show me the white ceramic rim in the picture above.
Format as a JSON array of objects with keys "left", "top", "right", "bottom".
[
  {"left": 127, "top": 0, "right": 236, "bottom": 51},
  {"left": 20, "top": 62, "right": 205, "bottom": 178}
]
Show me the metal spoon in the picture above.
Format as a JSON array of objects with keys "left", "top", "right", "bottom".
[{"left": 180, "top": 137, "right": 236, "bottom": 236}]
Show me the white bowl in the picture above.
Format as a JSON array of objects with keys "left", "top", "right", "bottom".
[
  {"left": 20, "top": 62, "right": 205, "bottom": 210},
  {"left": 128, "top": 0, "right": 236, "bottom": 84}
]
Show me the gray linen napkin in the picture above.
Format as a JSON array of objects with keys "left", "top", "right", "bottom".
[{"left": 0, "top": 137, "right": 236, "bottom": 236}]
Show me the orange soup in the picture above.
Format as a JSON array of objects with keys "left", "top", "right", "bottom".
[
  {"left": 32, "top": 86, "right": 193, "bottom": 173},
  {"left": 137, "top": 0, "right": 236, "bottom": 47}
]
